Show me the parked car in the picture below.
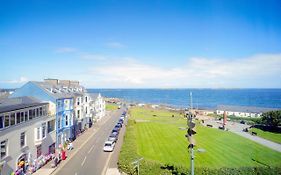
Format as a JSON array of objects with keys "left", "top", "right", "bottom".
[
  {"left": 108, "top": 136, "right": 117, "bottom": 142},
  {"left": 113, "top": 126, "right": 120, "bottom": 132},
  {"left": 109, "top": 132, "right": 118, "bottom": 140},
  {"left": 116, "top": 123, "right": 122, "bottom": 128},
  {"left": 103, "top": 140, "right": 116, "bottom": 152},
  {"left": 119, "top": 118, "right": 124, "bottom": 123}
]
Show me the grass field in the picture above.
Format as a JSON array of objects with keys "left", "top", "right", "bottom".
[
  {"left": 106, "top": 103, "right": 119, "bottom": 111},
  {"left": 119, "top": 107, "right": 281, "bottom": 174},
  {"left": 250, "top": 128, "right": 281, "bottom": 144}
]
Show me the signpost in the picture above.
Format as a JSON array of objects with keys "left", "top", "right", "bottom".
[{"left": 131, "top": 157, "right": 143, "bottom": 175}]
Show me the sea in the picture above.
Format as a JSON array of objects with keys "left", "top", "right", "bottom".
[{"left": 87, "top": 89, "right": 281, "bottom": 109}]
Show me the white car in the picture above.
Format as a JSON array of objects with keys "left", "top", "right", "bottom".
[{"left": 103, "top": 140, "right": 116, "bottom": 152}]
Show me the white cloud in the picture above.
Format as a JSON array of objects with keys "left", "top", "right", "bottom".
[
  {"left": 80, "top": 53, "right": 107, "bottom": 61},
  {"left": 1, "top": 77, "right": 28, "bottom": 84},
  {"left": 86, "top": 53, "right": 281, "bottom": 88},
  {"left": 55, "top": 47, "right": 77, "bottom": 53},
  {"left": 105, "top": 42, "right": 126, "bottom": 49}
]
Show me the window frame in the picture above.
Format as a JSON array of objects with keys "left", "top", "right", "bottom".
[
  {"left": 0, "top": 140, "right": 7, "bottom": 159},
  {"left": 20, "top": 132, "right": 26, "bottom": 148}
]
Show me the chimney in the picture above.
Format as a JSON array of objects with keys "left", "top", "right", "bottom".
[{"left": 44, "top": 79, "right": 59, "bottom": 86}]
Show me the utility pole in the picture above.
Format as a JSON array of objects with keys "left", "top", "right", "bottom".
[{"left": 186, "top": 92, "right": 196, "bottom": 175}]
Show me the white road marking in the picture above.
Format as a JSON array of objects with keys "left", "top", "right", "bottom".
[
  {"left": 88, "top": 144, "right": 95, "bottom": 153},
  {"left": 81, "top": 156, "right": 87, "bottom": 167},
  {"left": 101, "top": 152, "right": 113, "bottom": 175},
  {"left": 75, "top": 172, "right": 78, "bottom": 175}
]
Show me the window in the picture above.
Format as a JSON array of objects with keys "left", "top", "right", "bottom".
[
  {"left": 4, "top": 115, "right": 9, "bottom": 127},
  {"left": 0, "top": 115, "right": 3, "bottom": 129},
  {"left": 47, "top": 120, "right": 55, "bottom": 133},
  {"left": 0, "top": 140, "right": 7, "bottom": 159},
  {"left": 10, "top": 113, "right": 15, "bottom": 126},
  {"left": 65, "top": 115, "right": 68, "bottom": 126},
  {"left": 29, "top": 110, "right": 33, "bottom": 120},
  {"left": 85, "top": 107, "right": 88, "bottom": 114},
  {"left": 20, "top": 112, "right": 24, "bottom": 122},
  {"left": 39, "top": 107, "right": 43, "bottom": 116},
  {"left": 36, "top": 127, "right": 40, "bottom": 140},
  {"left": 16, "top": 112, "right": 20, "bottom": 124},
  {"left": 24, "top": 111, "right": 28, "bottom": 121},
  {"left": 58, "top": 118, "right": 61, "bottom": 129},
  {"left": 42, "top": 106, "right": 47, "bottom": 116},
  {"left": 36, "top": 108, "right": 39, "bottom": 117},
  {"left": 42, "top": 123, "right": 46, "bottom": 138},
  {"left": 20, "top": 132, "right": 25, "bottom": 147},
  {"left": 77, "top": 110, "right": 80, "bottom": 119},
  {"left": 85, "top": 97, "right": 88, "bottom": 103},
  {"left": 37, "top": 145, "right": 42, "bottom": 158}
]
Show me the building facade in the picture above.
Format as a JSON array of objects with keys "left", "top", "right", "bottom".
[
  {"left": 89, "top": 93, "right": 106, "bottom": 121},
  {"left": 0, "top": 97, "right": 55, "bottom": 175},
  {"left": 10, "top": 80, "right": 75, "bottom": 148}
]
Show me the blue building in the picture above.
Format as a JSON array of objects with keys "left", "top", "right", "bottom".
[{"left": 10, "top": 79, "right": 75, "bottom": 148}]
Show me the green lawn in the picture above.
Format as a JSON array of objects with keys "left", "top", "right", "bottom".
[
  {"left": 119, "top": 107, "right": 281, "bottom": 174},
  {"left": 250, "top": 128, "right": 281, "bottom": 144},
  {"left": 106, "top": 103, "right": 119, "bottom": 111}
]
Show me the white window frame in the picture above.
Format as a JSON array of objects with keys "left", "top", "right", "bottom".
[
  {"left": 0, "top": 140, "right": 8, "bottom": 159},
  {"left": 20, "top": 132, "right": 26, "bottom": 148}
]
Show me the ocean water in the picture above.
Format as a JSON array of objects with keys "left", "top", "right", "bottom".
[{"left": 87, "top": 89, "right": 281, "bottom": 109}]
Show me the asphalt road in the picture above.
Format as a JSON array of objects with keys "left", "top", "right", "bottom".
[
  {"left": 204, "top": 119, "right": 281, "bottom": 152},
  {"left": 54, "top": 108, "right": 125, "bottom": 175}
]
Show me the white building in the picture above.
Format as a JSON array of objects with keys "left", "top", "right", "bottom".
[
  {"left": 0, "top": 97, "right": 55, "bottom": 175},
  {"left": 216, "top": 105, "right": 279, "bottom": 118},
  {"left": 89, "top": 93, "right": 105, "bottom": 121}
]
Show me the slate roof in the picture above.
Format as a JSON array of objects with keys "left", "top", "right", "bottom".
[
  {"left": 31, "top": 81, "right": 85, "bottom": 99},
  {"left": 216, "top": 105, "right": 280, "bottom": 114},
  {"left": 0, "top": 96, "right": 48, "bottom": 113}
]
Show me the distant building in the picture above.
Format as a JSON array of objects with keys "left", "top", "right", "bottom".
[
  {"left": 216, "top": 105, "right": 279, "bottom": 118},
  {"left": 0, "top": 96, "right": 55, "bottom": 175}
]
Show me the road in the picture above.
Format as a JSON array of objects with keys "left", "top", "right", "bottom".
[
  {"left": 54, "top": 108, "right": 125, "bottom": 175},
  {"left": 203, "top": 119, "right": 281, "bottom": 152}
]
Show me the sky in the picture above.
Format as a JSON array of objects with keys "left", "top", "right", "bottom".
[{"left": 0, "top": 0, "right": 281, "bottom": 88}]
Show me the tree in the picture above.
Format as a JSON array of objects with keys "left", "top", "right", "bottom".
[{"left": 261, "top": 110, "right": 281, "bottom": 127}]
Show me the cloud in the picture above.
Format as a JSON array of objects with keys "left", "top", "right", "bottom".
[
  {"left": 1, "top": 77, "right": 28, "bottom": 84},
  {"left": 86, "top": 53, "right": 281, "bottom": 88},
  {"left": 55, "top": 47, "right": 77, "bottom": 53},
  {"left": 105, "top": 42, "right": 126, "bottom": 49},
  {"left": 80, "top": 53, "right": 107, "bottom": 61}
]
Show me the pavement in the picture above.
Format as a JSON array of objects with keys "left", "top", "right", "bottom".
[
  {"left": 33, "top": 108, "right": 125, "bottom": 175},
  {"left": 203, "top": 119, "right": 281, "bottom": 152}
]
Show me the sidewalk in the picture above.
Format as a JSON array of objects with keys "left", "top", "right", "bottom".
[{"left": 33, "top": 111, "right": 114, "bottom": 175}]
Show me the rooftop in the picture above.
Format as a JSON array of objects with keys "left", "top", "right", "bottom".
[{"left": 0, "top": 96, "right": 48, "bottom": 113}]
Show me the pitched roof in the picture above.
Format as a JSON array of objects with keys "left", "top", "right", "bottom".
[
  {"left": 0, "top": 96, "right": 48, "bottom": 113},
  {"left": 216, "top": 105, "right": 280, "bottom": 114},
  {"left": 89, "top": 93, "right": 100, "bottom": 101},
  {"left": 31, "top": 81, "right": 83, "bottom": 99}
]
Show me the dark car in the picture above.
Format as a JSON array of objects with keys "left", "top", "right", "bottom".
[
  {"left": 240, "top": 120, "right": 245, "bottom": 124},
  {"left": 112, "top": 128, "right": 119, "bottom": 133}
]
